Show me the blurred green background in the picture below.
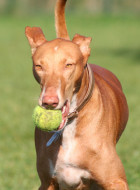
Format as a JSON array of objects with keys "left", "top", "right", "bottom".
[{"left": 0, "top": 0, "right": 140, "bottom": 189}]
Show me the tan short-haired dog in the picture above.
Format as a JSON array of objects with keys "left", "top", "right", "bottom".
[{"left": 25, "top": 0, "right": 129, "bottom": 189}]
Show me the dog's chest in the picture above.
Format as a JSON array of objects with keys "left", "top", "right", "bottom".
[
  {"left": 60, "top": 119, "right": 77, "bottom": 164},
  {"left": 53, "top": 119, "right": 91, "bottom": 189}
]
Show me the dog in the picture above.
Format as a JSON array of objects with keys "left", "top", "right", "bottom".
[{"left": 25, "top": 0, "right": 129, "bottom": 189}]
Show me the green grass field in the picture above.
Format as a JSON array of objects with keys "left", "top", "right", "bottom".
[{"left": 0, "top": 14, "right": 140, "bottom": 189}]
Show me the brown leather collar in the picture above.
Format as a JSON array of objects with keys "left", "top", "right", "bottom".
[{"left": 67, "top": 64, "right": 94, "bottom": 119}]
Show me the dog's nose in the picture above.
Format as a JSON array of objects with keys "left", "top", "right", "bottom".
[{"left": 42, "top": 95, "right": 59, "bottom": 108}]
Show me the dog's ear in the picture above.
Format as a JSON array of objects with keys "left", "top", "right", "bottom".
[
  {"left": 72, "top": 34, "right": 92, "bottom": 65},
  {"left": 25, "top": 26, "right": 47, "bottom": 55}
]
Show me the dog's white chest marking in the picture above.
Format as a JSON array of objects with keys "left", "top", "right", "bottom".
[
  {"left": 62, "top": 94, "right": 77, "bottom": 160},
  {"left": 62, "top": 118, "right": 77, "bottom": 161},
  {"left": 54, "top": 95, "right": 91, "bottom": 189}
]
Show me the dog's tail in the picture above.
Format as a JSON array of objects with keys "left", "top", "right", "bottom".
[{"left": 55, "top": 0, "right": 70, "bottom": 40}]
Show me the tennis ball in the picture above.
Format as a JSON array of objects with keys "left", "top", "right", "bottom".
[{"left": 32, "top": 106, "right": 62, "bottom": 131}]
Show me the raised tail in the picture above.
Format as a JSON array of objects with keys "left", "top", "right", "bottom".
[{"left": 55, "top": 0, "right": 70, "bottom": 40}]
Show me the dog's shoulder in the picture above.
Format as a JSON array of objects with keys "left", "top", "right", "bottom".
[{"left": 89, "top": 63, "right": 122, "bottom": 91}]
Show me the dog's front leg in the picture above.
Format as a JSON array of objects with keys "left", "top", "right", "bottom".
[
  {"left": 38, "top": 175, "right": 57, "bottom": 190},
  {"left": 38, "top": 173, "right": 59, "bottom": 190},
  {"left": 39, "top": 181, "right": 59, "bottom": 190},
  {"left": 104, "top": 180, "right": 128, "bottom": 190},
  {"left": 89, "top": 146, "right": 129, "bottom": 190},
  {"left": 35, "top": 128, "right": 61, "bottom": 190}
]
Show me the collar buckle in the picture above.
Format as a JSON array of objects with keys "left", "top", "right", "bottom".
[{"left": 67, "top": 110, "right": 78, "bottom": 119}]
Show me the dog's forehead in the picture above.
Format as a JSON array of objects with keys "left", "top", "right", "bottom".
[{"left": 34, "top": 39, "right": 82, "bottom": 60}]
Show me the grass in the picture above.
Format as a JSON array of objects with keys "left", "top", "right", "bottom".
[{"left": 0, "top": 13, "right": 140, "bottom": 189}]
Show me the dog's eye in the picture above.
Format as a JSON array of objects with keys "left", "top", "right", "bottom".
[
  {"left": 35, "top": 65, "right": 42, "bottom": 70},
  {"left": 66, "top": 63, "right": 73, "bottom": 68}
]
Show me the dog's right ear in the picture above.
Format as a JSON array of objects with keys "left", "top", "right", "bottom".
[{"left": 25, "top": 26, "right": 47, "bottom": 55}]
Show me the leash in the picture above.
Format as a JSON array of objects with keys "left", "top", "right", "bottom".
[
  {"left": 46, "top": 126, "right": 66, "bottom": 146},
  {"left": 46, "top": 64, "right": 94, "bottom": 147}
]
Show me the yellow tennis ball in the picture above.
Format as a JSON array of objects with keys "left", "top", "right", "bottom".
[{"left": 32, "top": 106, "right": 62, "bottom": 131}]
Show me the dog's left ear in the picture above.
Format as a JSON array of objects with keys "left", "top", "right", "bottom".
[
  {"left": 72, "top": 34, "right": 92, "bottom": 65},
  {"left": 25, "top": 26, "right": 47, "bottom": 55}
]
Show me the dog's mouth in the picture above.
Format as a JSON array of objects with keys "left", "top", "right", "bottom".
[
  {"left": 40, "top": 99, "right": 70, "bottom": 131},
  {"left": 58, "top": 100, "right": 70, "bottom": 130}
]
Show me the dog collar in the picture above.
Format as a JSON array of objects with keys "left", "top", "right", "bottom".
[
  {"left": 67, "top": 63, "right": 94, "bottom": 119},
  {"left": 46, "top": 64, "right": 94, "bottom": 147}
]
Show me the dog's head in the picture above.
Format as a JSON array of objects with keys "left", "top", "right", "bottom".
[{"left": 25, "top": 26, "right": 91, "bottom": 109}]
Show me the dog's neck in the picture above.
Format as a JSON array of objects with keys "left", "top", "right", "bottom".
[
  {"left": 77, "top": 66, "right": 89, "bottom": 107},
  {"left": 70, "top": 64, "right": 94, "bottom": 117}
]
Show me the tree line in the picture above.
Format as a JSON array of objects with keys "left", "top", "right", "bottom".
[{"left": 1, "top": 0, "right": 140, "bottom": 15}]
